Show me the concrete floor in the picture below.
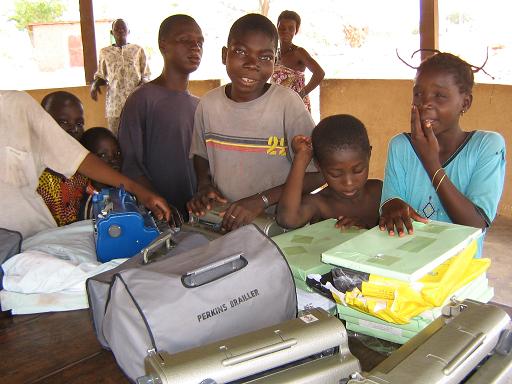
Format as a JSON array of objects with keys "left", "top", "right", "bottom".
[{"left": 484, "top": 215, "right": 512, "bottom": 306}]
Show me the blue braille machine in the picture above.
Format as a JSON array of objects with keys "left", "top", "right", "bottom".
[{"left": 92, "top": 187, "right": 162, "bottom": 263}]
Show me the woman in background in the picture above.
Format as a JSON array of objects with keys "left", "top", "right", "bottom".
[{"left": 271, "top": 10, "right": 325, "bottom": 112}]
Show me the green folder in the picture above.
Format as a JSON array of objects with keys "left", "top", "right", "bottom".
[
  {"left": 341, "top": 284, "right": 495, "bottom": 345},
  {"left": 322, "top": 220, "right": 481, "bottom": 282},
  {"left": 337, "top": 304, "right": 431, "bottom": 332},
  {"left": 273, "top": 219, "right": 365, "bottom": 285},
  {"left": 421, "top": 273, "right": 492, "bottom": 320},
  {"left": 345, "top": 322, "right": 412, "bottom": 344},
  {"left": 337, "top": 273, "right": 494, "bottom": 335}
]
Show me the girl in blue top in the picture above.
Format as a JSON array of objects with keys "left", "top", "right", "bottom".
[{"left": 379, "top": 52, "right": 506, "bottom": 237}]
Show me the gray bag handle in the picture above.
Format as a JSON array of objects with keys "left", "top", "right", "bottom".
[{"left": 182, "top": 252, "right": 247, "bottom": 288}]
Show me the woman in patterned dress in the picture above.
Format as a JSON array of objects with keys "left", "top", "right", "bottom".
[{"left": 271, "top": 10, "right": 325, "bottom": 112}]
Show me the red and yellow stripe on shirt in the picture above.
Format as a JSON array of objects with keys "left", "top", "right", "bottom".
[{"left": 205, "top": 132, "right": 288, "bottom": 156}]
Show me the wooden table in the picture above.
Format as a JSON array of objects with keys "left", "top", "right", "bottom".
[
  {"left": 0, "top": 308, "right": 395, "bottom": 383},
  {"left": 1, "top": 303, "right": 509, "bottom": 383},
  {"left": 0, "top": 310, "right": 129, "bottom": 383}
]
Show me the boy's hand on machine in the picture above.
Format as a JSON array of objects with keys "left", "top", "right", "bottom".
[
  {"left": 187, "top": 185, "right": 227, "bottom": 217},
  {"left": 335, "top": 216, "right": 365, "bottom": 231},
  {"left": 291, "top": 135, "right": 313, "bottom": 160},
  {"left": 135, "top": 188, "right": 171, "bottom": 222},
  {"left": 379, "top": 198, "right": 428, "bottom": 237},
  {"left": 219, "top": 195, "right": 265, "bottom": 232},
  {"left": 410, "top": 105, "right": 441, "bottom": 171}
]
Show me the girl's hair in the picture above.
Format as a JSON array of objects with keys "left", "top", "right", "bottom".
[
  {"left": 80, "top": 127, "right": 118, "bottom": 152},
  {"left": 312, "top": 114, "right": 370, "bottom": 165},
  {"left": 277, "top": 10, "right": 301, "bottom": 31},
  {"left": 397, "top": 49, "right": 492, "bottom": 94}
]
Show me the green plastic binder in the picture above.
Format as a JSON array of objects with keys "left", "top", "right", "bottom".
[
  {"left": 322, "top": 220, "right": 481, "bottom": 282},
  {"left": 273, "top": 219, "right": 364, "bottom": 287},
  {"left": 345, "top": 322, "right": 412, "bottom": 344}
]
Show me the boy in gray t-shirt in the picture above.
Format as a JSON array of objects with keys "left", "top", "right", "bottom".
[{"left": 188, "top": 14, "right": 323, "bottom": 232}]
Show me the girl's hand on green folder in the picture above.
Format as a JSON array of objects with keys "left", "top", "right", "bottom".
[
  {"left": 335, "top": 216, "right": 365, "bottom": 231},
  {"left": 379, "top": 198, "right": 428, "bottom": 236}
]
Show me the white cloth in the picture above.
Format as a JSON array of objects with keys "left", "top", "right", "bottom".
[
  {"left": 0, "top": 91, "right": 89, "bottom": 238},
  {"left": 0, "top": 220, "right": 127, "bottom": 314},
  {"left": 0, "top": 291, "right": 88, "bottom": 315},
  {"left": 21, "top": 219, "right": 99, "bottom": 264}
]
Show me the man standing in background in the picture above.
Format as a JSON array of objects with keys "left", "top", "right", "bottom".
[{"left": 90, "top": 19, "right": 150, "bottom": 135}]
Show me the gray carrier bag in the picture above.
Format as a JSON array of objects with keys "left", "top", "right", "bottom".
[
  {"left": 87, "top": 224, "right": 297, "bottom": 381},
  {"left": 0, "top": 228, "right": 22, "bottom": 290}
]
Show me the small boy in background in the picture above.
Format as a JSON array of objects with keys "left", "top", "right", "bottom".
[
  {"left": 80, "top": 127, "right": 122, "bottom": 219},
  {"left": 81, "top": 127, "right": 122, "bottom": 187},
  {"left": 37, "top": 91, "right": 89, "bottom": 226},
  {"left": 277, "top": 114, "right": 382, "bottom": 230},
  {"left": 188, "top": 13, "right": 323, "bottom": 231}
]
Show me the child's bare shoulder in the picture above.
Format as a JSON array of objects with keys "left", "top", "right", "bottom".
[
  {"left": 311, "top": 187, "right": 340, "bottom": 207},
  {"left": 303, "top": 189, "right": 326, "bottom": 204},
  {"left": 304, "top": 189, "right": 336, "bottom": 219},
  {"left": 300, "top": 188, "right": 331, "bottom": 212}
]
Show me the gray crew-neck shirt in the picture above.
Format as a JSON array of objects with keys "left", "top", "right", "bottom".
[{"left": 190, "top": 84, "right": 315, "bottom": 203}]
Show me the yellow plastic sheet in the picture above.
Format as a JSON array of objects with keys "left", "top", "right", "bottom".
[{"left": 337, "top": 240, "right": 490, "bottom": 324}]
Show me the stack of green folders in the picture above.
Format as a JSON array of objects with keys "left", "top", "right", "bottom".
[
  {"left": 319, "top": 220, "right": 491, "bottom": 343},
  {"left": 338, "top": 272, "right": 493, "bottom": 344},
  {"left": 321, "top": 220, "right": 482, "bottom": 282},
  {"left": 274, "top": 220, "right": 493, "bottom": 344}
]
